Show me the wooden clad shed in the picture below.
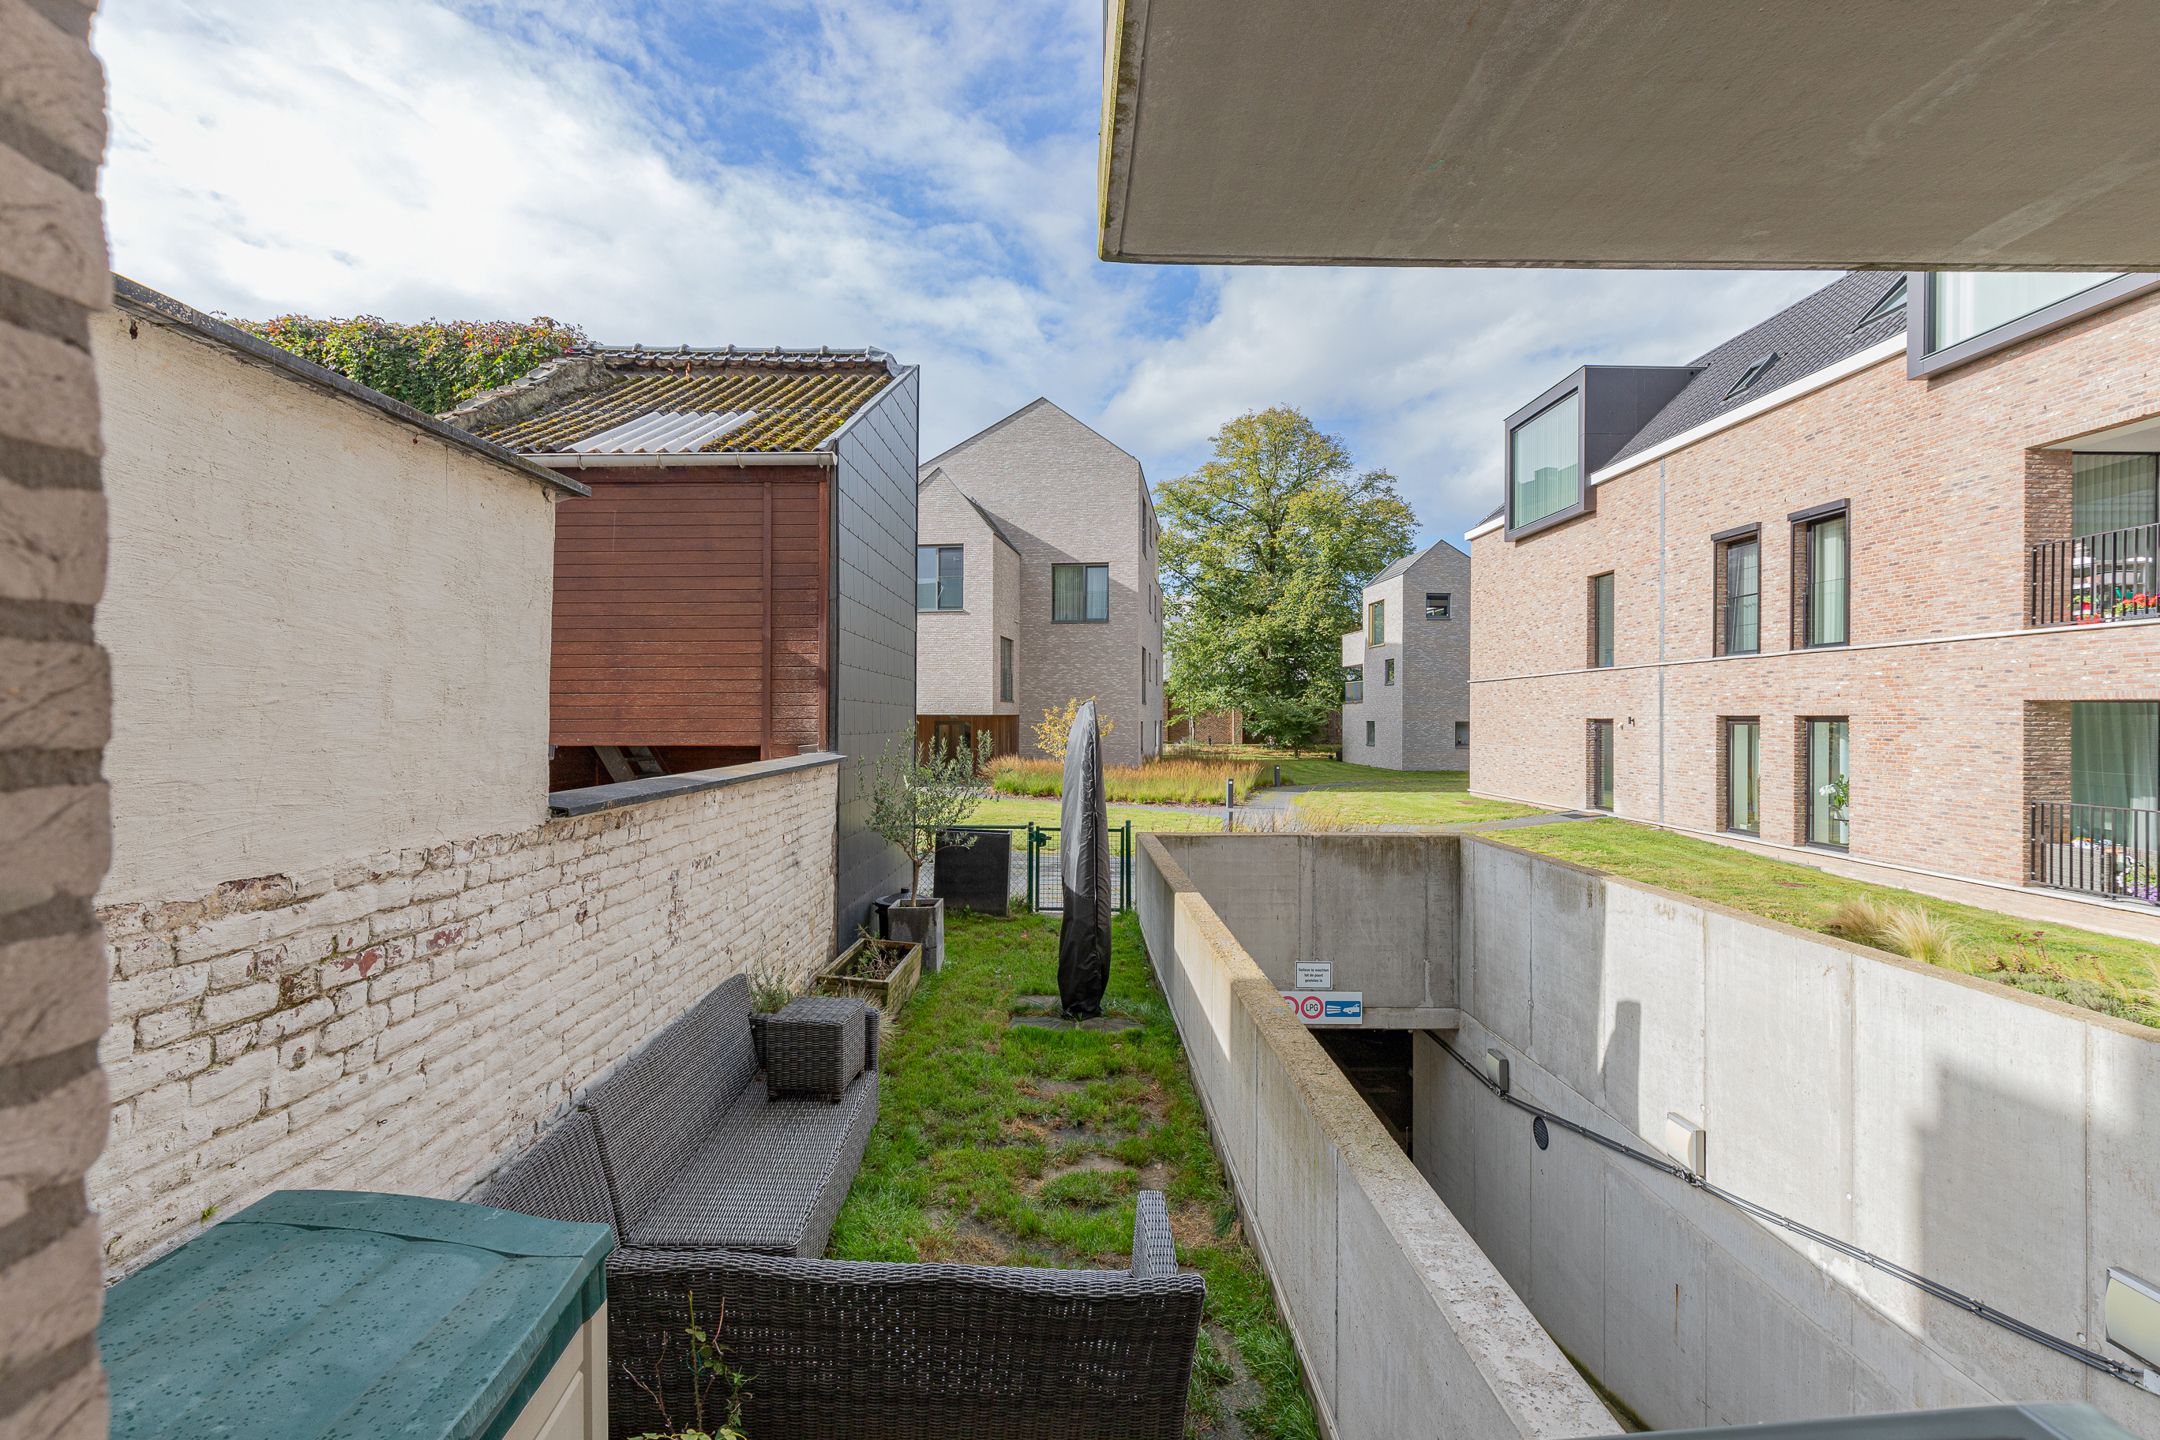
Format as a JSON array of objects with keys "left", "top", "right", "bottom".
[{"left": 449, "top": 345, "right": 922, "bottom": 944}]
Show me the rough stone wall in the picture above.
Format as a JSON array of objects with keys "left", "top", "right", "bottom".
[
  {"left": 921, "top": 401, "right": 1161, "bottom": 766},
  {"left": 0, "top": 1, "right": 113, "bottom": 1433},
  {"left": 90, "top": 762, "right": 838, "bottom": 1274},
  {"left": 1471, "top": 291, "right": 2160, "bottom": 890}
]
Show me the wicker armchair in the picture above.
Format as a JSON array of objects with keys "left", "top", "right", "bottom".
[{"left": 610, "top": 1194, "right": 1205, "bottom": 1440}]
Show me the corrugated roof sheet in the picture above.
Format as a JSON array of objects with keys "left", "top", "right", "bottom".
[
  {"left": 1604, "top": 273, "right": 1908, "bottom": 466},
  {"left": 466, "top": 347, "right": 900, "bottom": 455}
]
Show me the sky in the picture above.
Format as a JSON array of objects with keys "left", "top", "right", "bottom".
[{"left": 93, "top": 0, "right": 1834, "bottom": 547}]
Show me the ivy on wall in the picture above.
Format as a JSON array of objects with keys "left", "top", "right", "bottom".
[{"left": 238, "top": 314, "right": 588, "bottom": 416}]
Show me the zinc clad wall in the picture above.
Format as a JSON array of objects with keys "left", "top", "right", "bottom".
[
  {"left": 832, "top": 370, "right": 920, "bottom": 944},
  {"left": 551, "top": 466, "right": 829, "bottom": 753},
  {"left": 0, "top": 2, "right": 114, "bottom": 1430}
]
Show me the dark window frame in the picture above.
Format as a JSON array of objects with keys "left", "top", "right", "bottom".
[
  {"left": 1589, "top": 571, "right": 1616, "bottom": 669},
  {"left": 1723, "top": 352, "right": 1780, "bottom": 402},
  {"left": 1854, "top": 276, "right": 1907, "bottom": 331},
  {"left": 1454, "top": 720, "right": 1470, "bottom": 748},
  {"left": 1425, "top": 591, "right": 1452, "bottom": 620},
  {"left": 1051, "top": 562, "right": 1111, "bottom": 624},
  {"left": 1587, "top": 718, "right": 1615, "bottom": 811},
  {"left": 999, "top": 636, "right": 1014, "bottom": 703},
  {"left": 1344, "top": 665, "right": 1364, "bottom": 703},
  {"left": 1802, "top": 715, "right": 1852, "bottom": 851},
  {"left": 1365, "top": 719, "right": 1376, "bottom": 748},
  {"left": 1908, "top": 272, "right": 2160, "bottom": 378},
  {"left": 916, "top": 544, "right": 964, "bottom": 611},
  {"left": 1789, "top": 501, "right": 1851, "bottom": 650},
  {"left": 1721, "top": 715, "right": 1761, "bottom": 836},
  {"left": 1712, "top": 524, "right": 1762, "bottom": 656},
  {"left": 1383, "top": 658, "right": 1396, "bottom": 687},
  {"left": 1368, "top": 598, "right": 1386, "bottom": 645},
  {"left": 1504, "top": 375, "right": 1591, "bottom": 540}
]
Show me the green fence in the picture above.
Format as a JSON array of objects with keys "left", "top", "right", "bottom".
[{"left": 923, "top": 821, "right": 1135, "bottom": 913}]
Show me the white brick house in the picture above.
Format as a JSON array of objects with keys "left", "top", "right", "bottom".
[
  {"left": 916, "top": 400, "right": 1164, "bottom": 767},
  {"left": 1341, "top": 540, "right": 1472, "bottom": 770}
]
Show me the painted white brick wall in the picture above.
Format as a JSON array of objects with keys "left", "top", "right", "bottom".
[{"left": 89, "top": 763, "right": 838, "bottom": 1274}]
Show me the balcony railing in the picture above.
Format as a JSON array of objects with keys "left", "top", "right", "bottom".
[
  {"left": 1344, "top": 679, "right": 1363, "bottom": 702},
  {"left": 2028, "top": 522, "right": 2159, "bottom": 626},
  {"left": 2027, "top": 801, "right": 2160, "bottom": 906}
]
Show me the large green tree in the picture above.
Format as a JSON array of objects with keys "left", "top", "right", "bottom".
[{"left": 1160, "top": 407, "right": 1416, "bottom": 745}]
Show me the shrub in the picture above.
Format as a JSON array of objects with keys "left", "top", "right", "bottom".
[
  {"left": 238, "top": 313, "right": 587, "bottom": 415},
  {"left": 1823, "top": 897, "right": 1895, "bottom": 947},
  {"left": 1030, "top": 698, "right": 1117, "bottom": 763},
  {"left": 1881, "top": 906, "right": 1958, "bottom": 967},
  {"left": 988, "top": 755, "right": 1265, "bottom": 806}
]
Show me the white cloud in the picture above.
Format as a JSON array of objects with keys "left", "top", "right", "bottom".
[{"left": 94, "top": 0, "right": 1832, "bottom": 543}]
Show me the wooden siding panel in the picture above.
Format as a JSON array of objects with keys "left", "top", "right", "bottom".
[{"left": 550, "top": 470, "right": 830, "bottom": 752}]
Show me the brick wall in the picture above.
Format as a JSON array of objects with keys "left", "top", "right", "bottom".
[
  {"left": 1, "top": 0, "right": 112, "bottom": 1433},
  {"left": 1471, "top": 290, "right": 2160, "bottom": 893},
  {"left": 90, "top": 762, "right": 838, "bottom": 1273}
]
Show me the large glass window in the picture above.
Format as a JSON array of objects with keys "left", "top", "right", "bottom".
[
  {"left": 2073, "top": 454, "right": 2159, "bottom": 538},
  {"left": 1929, "top": 272, "right": 2124, "bottom": 353},
  {"left": 1052, "top": 563, "right": 1109, "bottom": 622},
  {"left": 1801, "top": 512, "right": 1849, "bottom": 646},
  {"left": 1724, "top": 718, "right": 1760, "bottom": 834},
  {"left": 1511, "top": 391, "right": 1582, "bottom": 530},
  {"left": 1000, "top": 636, "right": 1014, "bottom": 703},
  {"left": 1806, "top": 718, "right": 1850, "bottom": 848},
  {"left": 1368, "top": 599, "right": 1386, "bottom": 645},
  {"left": 1344, "top": 666, "right": 1363, "bottom": 703},
  {"left": 1588, "top": 719, "right": 1615, "bottom": 811},
  {"left": 2072, "top": 701, "right": 2160, "bottom": 814},
  {"left": 917, "top": 545, "right": 963, "bottom": 611},
  {"left": 1720, "top": 537, "right": 1760, "bottom": 654},
  {"left": 1590, "top": 572, "right": 1615, "bottom": 668}
]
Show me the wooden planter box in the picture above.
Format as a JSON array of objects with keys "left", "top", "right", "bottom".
[{"left": 814, "top": 937, "right": 922, "bottom": 1020}]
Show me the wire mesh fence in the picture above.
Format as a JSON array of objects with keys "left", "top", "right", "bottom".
[{"left": 918, "top": 821, "right": 1136, "bottom": 913}]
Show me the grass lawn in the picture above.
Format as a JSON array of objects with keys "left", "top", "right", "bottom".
[
  {"left": 1488, "top": 820, "right": 2158, "bottom": 1028},
  {"left": 828, "top": 910, "right": 1317, "bottom": 1439},
  {"left": 965, "top": 795, "right": 1228, "bottom": 834},
  {"left": 1274, "top": 762, "right": 1547, "bottom": 828}
]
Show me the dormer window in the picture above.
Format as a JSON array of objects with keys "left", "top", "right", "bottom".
[
  {"left": 1508, "top": 390, "right": 1582, "bottom": 531},
  {"left": 1723, "top": 353, "right": 1779, "bottom": 402},
  {"left": 1854, "top": 276, "right": 1907, "bottom": 330}
]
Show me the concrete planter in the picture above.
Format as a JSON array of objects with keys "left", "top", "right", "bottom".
[
  {"left": 884, "top": 895, "right": 946, "bottom": 972},
  {"left": 815, "top": 937, "right": 922, "bottom": 1020}
]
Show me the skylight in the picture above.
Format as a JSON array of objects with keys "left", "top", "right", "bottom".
[
  {"left": 570, "top": 410, "right": 754, "bottom": 454},
  {"left": 1855, "top": 276, "right": 1908, "bottom": 330},
  {"left": 1722, "top": 353, "right": 1779, "bottom": 402}
]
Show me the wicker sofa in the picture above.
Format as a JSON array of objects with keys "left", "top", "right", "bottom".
[{"left": 480, "top": 974, "right": 1208, "bottom": 1439}]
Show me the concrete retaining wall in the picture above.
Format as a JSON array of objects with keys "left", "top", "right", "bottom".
[
  {"left": 1419, "top": 838, "right": 2160, "bottom": 1438},
  {"left": 1137, "top": 834, "right": 1613, "bottom": 1440}
]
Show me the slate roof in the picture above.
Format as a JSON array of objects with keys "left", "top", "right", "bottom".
[
  {"left": 459, "top": 347, "right": 902, "bottom": 456},
  {"left": 1604, "top": 272, "right": 1908, "bottom": 467}
]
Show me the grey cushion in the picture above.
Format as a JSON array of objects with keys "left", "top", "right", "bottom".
[{"left": 627, "top": 1071, "right": 878, "bottom": 1257}]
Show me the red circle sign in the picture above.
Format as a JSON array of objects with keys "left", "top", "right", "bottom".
[{"left": 1300, "top": 995, "right": 1323, "bottom": 1019}]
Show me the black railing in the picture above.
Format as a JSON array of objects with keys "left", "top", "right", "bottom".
[
  {"left": 2026, "top": 802, "right": 2160, "bottom": 906},
  {"left": 2028, "top": 523, "right": 2159, "bottom": 627},
  {"left": 920, "top": 821, "right": 1136, "bottom": 912}
]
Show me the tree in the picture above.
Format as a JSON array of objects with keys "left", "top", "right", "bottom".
[
  {"left": 1030, "top": 697, "right": 1117, "bottom": 764},
  {"left": 1159, "top": 407, "right": 1416, "bottom": 745},
  {"left": 865, "top": 734, "right": 993, "bottom": 900},
  {"left": 237, "top": 314, "right": 587, "bottom": 415}
]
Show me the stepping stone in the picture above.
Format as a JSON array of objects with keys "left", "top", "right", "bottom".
[{"left": 1009, "top": 1015, "right": 1144, "bottom": 1033}]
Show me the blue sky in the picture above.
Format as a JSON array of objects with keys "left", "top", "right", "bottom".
[{"left": 95, "top": 0, "right": 1830, "bottom": 546}]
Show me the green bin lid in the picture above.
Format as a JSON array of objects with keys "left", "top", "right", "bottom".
[{"left": 99, "top": 1189, "right": 612, "bottom": 1440}]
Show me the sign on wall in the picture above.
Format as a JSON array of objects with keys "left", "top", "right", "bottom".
[
  {"left": 1294, "top": 961, "right": 1333, "bottom": 989},
  {"left": 1282, "top": 990, "right": 1363, "bottom": 1025}
]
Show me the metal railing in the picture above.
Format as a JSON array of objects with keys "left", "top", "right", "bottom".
[
  {"left": 919, "top": 821, "right": 1136, "bottom": 913},
  {"left": 1344, "top": 678, "right": 1363, "bottom": 703},
  {"left": 2029, "top": 522, "right": 2159, "bottom": 627},
  {"left": 2026, "top": 802, "right": 2160, "bottom": 906}
]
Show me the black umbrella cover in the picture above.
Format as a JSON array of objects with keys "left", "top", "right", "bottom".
[{"left": 1056, "top": 701, "right": 1112, "bottom": 1018}]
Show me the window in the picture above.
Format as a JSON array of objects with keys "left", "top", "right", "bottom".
[
  {"left": 1454, "top": 721, "right": 1470, "bottom": 748},
  {"left": 2073, "top": 453, "right": 2159, "bottom": 538},
  {"left": 1854, "top": 276, "right": 1907, "bottom": 330},
  {"left": 1000, "top": 637, "right": 1014, "bottom": 703},
  {"left": 1589, "top": 572, "right": 1615, "bottom": 668},
  {"left": 1928, "top": 272, "right": 2124, "bottom": 353},
  {"left": 1344, "top": 665, "right": 1364, "bottom": 703},
  {"left": 1365, "top": 720, "right": 1376, "bottom": 748},
  {"left": 1805, "top": 718, "right": 1850, "bottom": 848},
  {"left": 931, "top": 718, "right": 974, "bottom": 758},
  {"left": 2072, "top": 701, "right": 2160, "bottom": 816},
  {"left": 1793, "top": 505, "right": 1849, "bottom": 647},
  {"left": 1722, "top": 352, "right": 1779, "bottom": 402},
  {"left": 1510, "top": 389, "right": 1582, "bottom": 532},
  {"left": 1384, "top": 658, "right": 1396, "bottom": 687},
  {"left": 1587, "top": 720, "right": 1615, "bottom": 811},
  {"left": 1425, "top": 592, "right": 1452, "bottom": 620},
  {"left": 1052, "top": 563, "right": 1109, "bottom": 622},
  {"left": 1141, "top": 648, "right": 1150, "bottom": 700},
  {"left": 1723, "top": 718, "right": 1760, "bottom": 835},
  {"left": 1368, "top": 599, "right": 1386, "bottom": 645},
  {"left": 1716, "top": 532, "right": 1760, "bottom": 655},
  {"left": 916, "top": 545, "right": 963, "bottom": 611}
]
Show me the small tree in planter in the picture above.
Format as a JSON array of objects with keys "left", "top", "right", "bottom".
[{"left": 866, "top": 733, "right": 992, "bottom": 971}]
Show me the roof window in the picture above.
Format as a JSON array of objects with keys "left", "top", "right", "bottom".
[
  {"left": 1854, "top": 276, "right": 1908, "bottom": 330},
  {"left": 1722, "top": 353, "right": 1779, "bottom": 402},
  {"left": 571, "top": 410, "right": 754, "bottom": 454}
]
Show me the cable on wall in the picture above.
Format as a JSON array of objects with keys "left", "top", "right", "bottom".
[{"left": 1425, "top": 1032, "right": 2144, "bottom": 1387}]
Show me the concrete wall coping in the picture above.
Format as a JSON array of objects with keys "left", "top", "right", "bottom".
[
  {"left": 547, "top": 752, "right": 843, "bottom": 817},
  {"left": 1458, "top": 833, "right": 2160, "bottom": 1046}
]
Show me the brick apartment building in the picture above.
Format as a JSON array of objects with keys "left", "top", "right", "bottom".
[
  {"left": 1470, "top": 271, "right": 2160, "bottom": 917},
  {"left": 1341, "top": 538, "right": 1472, "bottom": 770}
]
